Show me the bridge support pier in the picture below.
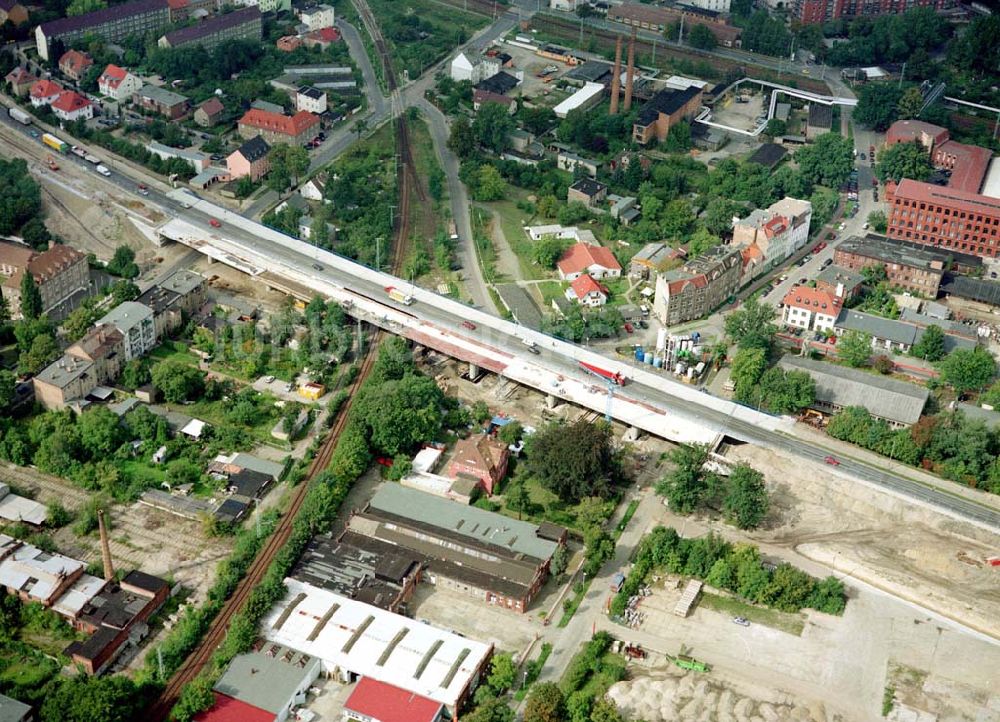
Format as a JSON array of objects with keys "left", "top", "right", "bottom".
[
  {"left": 624, "top": 426, "right": 641, "bottom": 442},
  {"left": 469, "top": 361, "right": 479, "bottom": 378},
  {"left": 545, "top": 394, "right": 559, "bottom": 410}
]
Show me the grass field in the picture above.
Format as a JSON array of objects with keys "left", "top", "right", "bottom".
[
  {"left": 365, "top": 0, "right": 489, "bottom": 81},
  {"left": 698, "top": 591, "right": 806, "bottom": 636}
]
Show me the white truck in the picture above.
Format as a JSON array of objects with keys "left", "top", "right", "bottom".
[
  {"left": 95, "top": 164, "right": 111, "bottom": 177},
  {"left": 8, "top": 107, "right": 31, "bottom": 125}
]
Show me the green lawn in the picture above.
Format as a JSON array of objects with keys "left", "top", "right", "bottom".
[
  {"left": 698, "top": 591, "right": 806, "bottom": 636},
  {"left": 117, "top": 460, "right": 168, "bottom": 489},
  {"left": 149, "top": 341, "right": 198, "bottom": 366},
  {"left": 497, "top": 476, "right": 617, "bottom": 533},
  {"left": 486, "top": 199, "right": 550, "bottom": 281},
  {"left": 536, "top": 281, "right": 566, "bottom": 306},
  {"left": 364, "top": 0, "right": 488, "bottom": 81}
]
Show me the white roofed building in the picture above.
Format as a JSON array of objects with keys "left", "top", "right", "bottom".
[{"left": 263, "top": 578, "right": 493, "bottom": 716}]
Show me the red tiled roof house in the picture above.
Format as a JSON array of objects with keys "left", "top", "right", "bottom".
[
  {"left": 566, "top": 273, "right": 608, "bottom": 307},
  {"left": 58, "top": 49, "right": 93, "bottom": 81},
  {"left": 556, "top": 242, "right": 622, "bottom": 281},
  {"left": 447, "top": 434, "right": 510, "bottom": 496},
  {"left": 237, "top": 108, "right": 319, "bottom": 146}
]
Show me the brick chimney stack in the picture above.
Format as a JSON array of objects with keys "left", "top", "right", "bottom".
[
  {"left": 98, "top": 509, "right": 114, "bottom": 582},
  {"left": 624, "top": 28, "right": 636, "bottom": 112},
  {"left": 609, "top": 34, "right": 623, "bottom": 115}
]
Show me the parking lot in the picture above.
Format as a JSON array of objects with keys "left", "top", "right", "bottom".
[{"left": 708, "top": 90, "right": 766, "bottom": 133}]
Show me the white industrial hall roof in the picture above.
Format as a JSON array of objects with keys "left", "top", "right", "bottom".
[{"left": 262, "top": 578, "right": 492, "bottom": 710}]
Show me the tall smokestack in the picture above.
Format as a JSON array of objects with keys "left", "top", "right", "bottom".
[
  {"left": 609, "top": 34, "right": 623, "bottom": 115},
  {"left": 98, "top": 509, "right": 114, "bottom": 582},
  {"left": 624, "top": 28, "right": 636, "bottom": 112}
]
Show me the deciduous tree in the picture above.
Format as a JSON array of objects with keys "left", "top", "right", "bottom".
[
  {"left": 875, "top": 141, "right": 932, "bottom": 183},
  {"left": 150, "top": 361, "right": 205, "bottom": 403},
  {"left": 723, "top": 463, "right": 769, "bottom": 530},
  {"left": 938, "top": 347, "right": 996, "bottom": 395},
  {"left": 724, "top": 295, "right": 777, "bottom": 351},
  {"left": 910, "top": 324, "right": 945, "bottom": 361},
  {"left": 837, "top": 329, "right": 873, "bottom": 367},
  {"left": 525, "top": 682, "right": 565, "bottom": 722},
  {"left": 523, "top": 421, "right": 623, "bottom": 502}
]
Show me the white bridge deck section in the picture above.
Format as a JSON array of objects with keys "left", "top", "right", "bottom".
[{"left": 158, "top": 198, "right": 792, "bottom": 446}]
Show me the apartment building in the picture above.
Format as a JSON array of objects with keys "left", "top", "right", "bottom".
[
  {"left": 732, "top": 196, "right": 813, "bottom": 276},
  {"left": 36, "top": 0, "right": 170, "bottom": 61},
  {"left": 793, "top": 0, "right": 944, "bottom": 24},
  {"left": 781, "top": 285, "right": 844, "bottom": 332},
  {"left": 1, "top": 244, "right": 89, "bottom": 320},
  {"left": 653, "top": 245, "right": 741, "bottom": 325},
  {"left": 157, "top": 6, "right": 262, "bottom": 50},
  {"left": 58, "top": 49, "right": 93, "bottom": 81},
  {"left": 96, "top": 302, "right": 156, "bottom": 361},
  {"left": 237, "top": 107, "right": 319, "bottom": 145}
]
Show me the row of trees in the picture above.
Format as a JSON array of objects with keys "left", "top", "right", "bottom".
[
  {"left": 657, "top": 445, "right": 770, "bottom": 530},
  {"left": 610, "top": 526, "right": 846, "bottom": 617},
  {"left": 828, "top": 407, "right": 1000, "bottom": 494}
]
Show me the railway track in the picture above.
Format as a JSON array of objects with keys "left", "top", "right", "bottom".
[
  {"left": 146, "top": 341, "right": 380, "bottom": 720},
  {"left": 537, "top": 13, "right": 832, "bottom": 94},
  {"left": 150, "top": 4, "right": 419, "bottom": 718}
]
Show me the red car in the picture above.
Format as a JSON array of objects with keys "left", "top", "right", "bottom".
[
  {"left": 814, "top": 241, "right": 827, "bottom": 252},
  {"left": 624, "top": 322, "right": 634, "bottom": 334},
  {"left": 824, "top": 456, "right": 840, "bottom": 466},
  {"left": 209, "top": 218, "right": 221, "bottom": 228},
  {"left": 461, "top": 320, "right": 476, "bottom": 330}
]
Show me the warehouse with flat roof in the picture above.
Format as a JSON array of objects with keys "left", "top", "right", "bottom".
[{"left": 263, "top": 578, "right": 492, "bottom": 716}]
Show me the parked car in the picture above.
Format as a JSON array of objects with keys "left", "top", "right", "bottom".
[
  {"left": 860, "top": 153, "right": 866, "bottom": 160},
  {"left": 822, "top": 258, "right": 833, "bottom": 268},
  {"left": 733, "top": 616, "right": 750, "bottom": 627},
  {"left": 312, "top": 263, "right": 324, "bottom": 271},
  {"left": 799, "top": 278, "right": 807, "bottom": 284},
  {"left": 624, "top": 322, "right": 634, "bottom": 334}
]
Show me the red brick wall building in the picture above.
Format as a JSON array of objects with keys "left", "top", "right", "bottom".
[
  {"left": 886, "top": 179, "right": 1000, "bottom": 259},
  {"left": 794, "top": 0, "right": 944, "bottom": 24}
]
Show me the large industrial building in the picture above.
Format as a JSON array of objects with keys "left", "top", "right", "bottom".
[
  {"left": 262, "top": 578, "right": 493, "bottom": 716},
  {"left": 345, "top": 484, "right": 566, "bottom": 613}
]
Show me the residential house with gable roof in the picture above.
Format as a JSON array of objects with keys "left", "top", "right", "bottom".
[
  {"left": 556, "top": 242, "right": 622, "bottom": 281},
  {"left": 58, "top": 49, "right": 93, "bottom": 81},
  {"left": 98, "top": 64, "right": 142, "bottom": 101}
]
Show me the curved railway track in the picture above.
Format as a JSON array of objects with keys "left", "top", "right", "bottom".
[{"left": 149, "top": 4, "right": 417, "bottom": 717}]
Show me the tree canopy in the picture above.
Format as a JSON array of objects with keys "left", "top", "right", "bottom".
[
  {"left": 794, "top": 133, "right": 854, "bottom": 188},
  {"left": 875, "top": 141, "right": 932, "bottom": 183},
  {"left": 838, "top": 329, "right": 873, "bottom": 368},
  {"left": 724, "top": 295, "right": 777, "bottom": 351},
  {"left": 853, "top": 85, "right": 904, "bottom": 131},
  {"left": 723, "top": 463, "right": 770, "bottom": 530},
  {"left": 523, "top": 421, "right": 624, "bottom": 502},
  {"left": 938, "top": 347, "right": 996, "bottom": 395}
]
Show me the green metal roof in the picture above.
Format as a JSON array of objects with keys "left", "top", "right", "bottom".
[{"left": 369, "top": 484, "right": 558, "bottom": 561}]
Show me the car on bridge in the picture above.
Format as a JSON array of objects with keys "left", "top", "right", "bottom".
[
  {"left": 461, "top": 320, "right": 476, "bottom": 330},
  {"left": 209, "top": 218, "right": 221, "bottom": 228},
  {"left": 824, "top": 455, "right": 840, "bottom": 466}
]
